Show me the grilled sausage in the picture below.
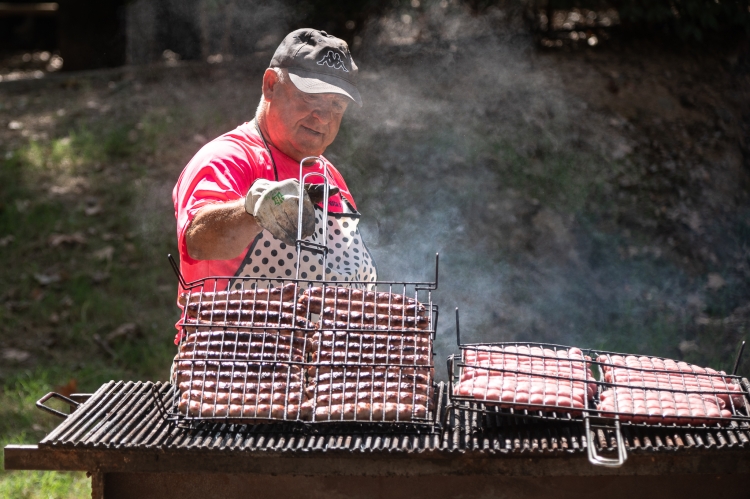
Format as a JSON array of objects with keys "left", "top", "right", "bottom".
[
  {"left": 598, "top": 354, "right": 744, "bottom": 407},
  {"left": 460, "top": 377, "right": 594, "bottom": 400},
  {"left": 186, "top": 299, "right": 304, "bottom": 318},
  {"left": 180, "top": 340, "right": 309, "bottom": 356},
  {"left": 319, "top": 320, "right": 424, "bottom": 332},
  {"left": 303, "top": 286, "right": 418, "bottom": 305},
  {"left": 301, "top": 296, "right": 425, "bottom": 316},
  {"left": 310, "top": 402, "right": 428, "bottom": 421},
  {"left": 312, "top": 350, "right": 431, "bottom": 366},
  {"left": 314, "top": 342, "right": 432, "bottom": 356},
  {"left": 184, "top": 331, "right": 309, "bottom": 348},
  {"left": 598, "top": 387, "right": 733, "bottom": 424},
  {"left": 179, "top": 283, "right": 299, "bottom": 306},
  {"left": 321, "top": 308, "right": 429, "bottom": 329},
  {"left": 312, "top": 391, "right": 433, "bottom": 407},
  {"left": 312, "top": 369, "right": 432, "bottom": 385},
  {"left": 178, "top": 380, "right": 303, "bottom": 394},
  {"left": 181, "top": 389, "right": 306, "bottom": 405},
  {"left": 189, "top": 310, "right": 311, "bottom": 327},
  {"left": 307, "top": 381, "right": 431, "bottom": 397},
  {"left": 179, "top": 400, "right": 310, "bottom": 420},
  {"left": 176, "top": 349, "right": 306, "bottom": 362},
  {"left": 174, "top": 367, "right": 301, "bottom": 384}
]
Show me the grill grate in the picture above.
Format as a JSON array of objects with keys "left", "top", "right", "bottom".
[{"left": 38, "top": 381, "right": 750, "bottom": 456}]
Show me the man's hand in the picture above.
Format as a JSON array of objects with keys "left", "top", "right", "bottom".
[
  {"left": 245, "top": 180, "right": 338, "bottom": 245},
  {"left": 185, "top": 179, "right": 340, "bottom": 261}
]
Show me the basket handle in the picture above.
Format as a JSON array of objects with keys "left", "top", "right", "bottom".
[
  {"left": 585, "top": 416, "right": 627, "bottom": 467},
  {"left": 36, "top": 392, "right": 80, "bottom": 419}
]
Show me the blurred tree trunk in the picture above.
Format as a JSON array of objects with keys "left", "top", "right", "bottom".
[{"left": 58, "top": 0, "right": 127, "bottom": 71}]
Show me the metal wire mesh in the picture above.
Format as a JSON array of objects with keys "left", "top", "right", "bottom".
[
  {"left": 166, "top": 272, "right": 439, "bottom": 426},
  {"left": 449, "top": 340, "right": 750, "bottom": 429}
]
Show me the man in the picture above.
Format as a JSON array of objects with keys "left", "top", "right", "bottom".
[{"left": 173, "top": 29, "right": 377, "bottom": 292}]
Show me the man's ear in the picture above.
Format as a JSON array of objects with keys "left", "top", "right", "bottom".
[{"left": 262, "top": 68, "right": 280, "bottom": 102}]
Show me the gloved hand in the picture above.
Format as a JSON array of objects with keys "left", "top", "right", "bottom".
[{"left": 244, "top": 179, "right": 339, "bottom": 245}]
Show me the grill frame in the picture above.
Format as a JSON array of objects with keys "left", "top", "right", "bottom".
[
  {"left": 165, "top": 267, "right": 440, "bottom": 427},
  {"left": 30, "top": 380, "right": 750, "bottom": 457}
]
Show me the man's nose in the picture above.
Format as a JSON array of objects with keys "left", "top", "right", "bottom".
[{"left": 311, "top": 103, "right": 333, "bottom": 124}]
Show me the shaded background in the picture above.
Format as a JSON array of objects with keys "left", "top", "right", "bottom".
[{"left": 1, "top": 0, "right": 749, "bottom": 496}]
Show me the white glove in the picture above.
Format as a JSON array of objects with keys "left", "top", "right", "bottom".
[{"left": 245, "top": 179, "right": 315, "bottom": 245}]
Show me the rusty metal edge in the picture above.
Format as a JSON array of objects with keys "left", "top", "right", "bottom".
[{"left": 4, "top": 444, "right": 750, "bottom": 477}]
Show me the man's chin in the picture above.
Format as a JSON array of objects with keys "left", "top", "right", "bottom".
[{"left": 292, "top": 138, "right": 326, "bottom": 158}]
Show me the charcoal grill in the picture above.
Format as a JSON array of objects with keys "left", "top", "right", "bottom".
[
  {"left": 447, "top": 310, "right": 750, "bottom": 467},
  {"left": 7, "top": 380, "right": 750, "bottom": 499}
]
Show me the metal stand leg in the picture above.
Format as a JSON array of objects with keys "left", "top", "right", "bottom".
[{"left": 89, "top": 471, "right": 104, "bottom": 499}]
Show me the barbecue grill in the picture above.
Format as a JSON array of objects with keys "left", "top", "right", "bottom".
[
  {"left": 6, "top": 380, "right": 750, "bottom": 498},
  {"left": 447, "top": 309, "right": 750, "bottom": 467}
]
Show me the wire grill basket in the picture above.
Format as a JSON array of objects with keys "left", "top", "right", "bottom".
[{"left": 446, "top": 309, "right": 750, "bottom": 466}]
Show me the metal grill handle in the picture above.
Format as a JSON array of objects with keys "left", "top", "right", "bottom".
[
  {"left": 585, "top": 415, "right": 627, "bottom": 467},
  {"left": 36, "top": 392, "right": 80, "bottom": 419}
]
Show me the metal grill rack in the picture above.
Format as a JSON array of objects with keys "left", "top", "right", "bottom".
[
  {"left": 446, "top": 309, "right": 750, "bottom": 466},
  {"left": 161, "top": 156, "right": 440, "bottom": 427}
]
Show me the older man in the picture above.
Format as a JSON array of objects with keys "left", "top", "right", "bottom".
[{"left": 173, "top": 29, "right": 377, "bottom": 291}]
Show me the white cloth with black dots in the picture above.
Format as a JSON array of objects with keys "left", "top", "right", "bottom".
[{"left": 230, "top": 206, "right": 377, "bottom": 290}]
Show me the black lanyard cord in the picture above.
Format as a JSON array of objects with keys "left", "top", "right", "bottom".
[{"left": 253, "top": 118, "right": 279, "bottom": 181}]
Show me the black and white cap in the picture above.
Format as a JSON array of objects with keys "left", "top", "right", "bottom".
[{"left": 270, "top": 28, "right": 362, "bottom": 107}]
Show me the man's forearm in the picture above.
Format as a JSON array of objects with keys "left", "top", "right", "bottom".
[{"left": 185, "top": 199, "right": 262, "bottom": 260}]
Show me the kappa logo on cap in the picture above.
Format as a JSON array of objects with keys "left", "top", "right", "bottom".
[{"left": 316, "top": 50, "right": 349, "bottom": 72}]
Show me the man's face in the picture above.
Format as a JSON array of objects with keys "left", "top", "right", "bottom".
[{"left": 263, "top": 69, "right": 350, "bottom": 161}]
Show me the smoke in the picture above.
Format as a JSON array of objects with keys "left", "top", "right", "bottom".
[{"left": 326, "top": 3, "right": 697, "bottom": 379}]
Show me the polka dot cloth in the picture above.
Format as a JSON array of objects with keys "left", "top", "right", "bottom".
[{"left": 229, "top": 207, "right": 377, "bottom": 290}]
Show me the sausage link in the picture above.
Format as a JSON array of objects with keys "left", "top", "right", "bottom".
[
  {"left": 186, "top": 300, "right": 304, "bottom": 318},
  {"left": 178, "top": 380, "right": 303, "bottom": 394},
  {"left": 181, "top": 389, "right": 305, "bottom": 405},
  {"left": 311, "top": 402, "right": 427, "bottom": 421},
  {"left": 179, "top": 399, "right": 310, "bottom": 420},
  {"left": 179, "top": 283, "right": 299, "bottom": 306},
  {"left": 321, "top": 308, "right": 429, "bottom": 329},
  {"left": 183, "top": 331, "right": 309, "bottom": 348},
  {"left": 190, "top": 310, "right": 310, "bottom": 328},
  {"left": 312, "top": 391, "right": 433, "bottom": 407},
  {"left": 301, "top": 296, "right": 425, "bottom": 316},
  {"left": 312, "top": 350, "right": 431, "bottom": 366},
  {"left": 320, "top": 320, "right": 424, "bottom": 331},
  {"left": 307, "top": 381, "right": 430, "bottom": 397},
  {"left": 303, "top": 286, "right": 418, "bottom": 305}
]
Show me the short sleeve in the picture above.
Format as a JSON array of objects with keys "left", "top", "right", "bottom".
[{"left": 173, "top": 139, "right": 259, "bottom": 265}]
